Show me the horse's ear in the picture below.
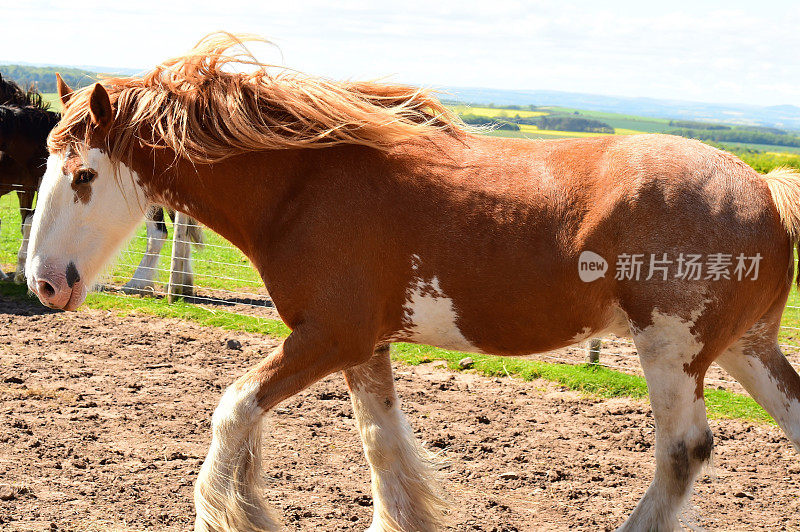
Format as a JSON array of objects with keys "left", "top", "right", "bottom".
[
  {"left": 88, "top": 83, "right": 113, "bottom": 130},
  {"left": 55, "top": 73, "right": 73, "bottom": 106}
]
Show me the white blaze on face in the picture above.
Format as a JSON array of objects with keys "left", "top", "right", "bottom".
[{"left": 27, "top": 147, "right": 148, "bottom": 304}]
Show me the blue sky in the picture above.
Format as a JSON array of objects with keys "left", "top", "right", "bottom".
[{"left": 3, "top": 0, "right": 799, "bottom": 106}]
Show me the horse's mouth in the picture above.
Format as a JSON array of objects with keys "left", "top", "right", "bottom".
[{"left": 63, "top": 281, "right": 87, "bottom": 311}]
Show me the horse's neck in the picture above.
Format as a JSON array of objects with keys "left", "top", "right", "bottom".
[{"left": 137, "top": 149, "right": 298, "bottom": 268}]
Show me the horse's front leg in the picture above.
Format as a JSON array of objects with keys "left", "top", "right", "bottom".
[
  {"left": 194, "top": 326, "right": 374, "bottom": 532},
  {"left": 344, "top": 345, "right": 447, "bottom": 532},
  {"left": 0, "top": 216, "right": 8, "bottom": 281}
]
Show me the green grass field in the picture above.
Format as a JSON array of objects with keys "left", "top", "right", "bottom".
[
  {"left": 450, "top": 105, "right": 548, "bottom": 119},
  {"left": 41, "top": 92, "right": 61, "bottom": 110}
]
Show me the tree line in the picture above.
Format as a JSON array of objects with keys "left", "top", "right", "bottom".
[
  {"left": 0, "top": 65, "right": 98, "bottom": 93},
  {"left": 535, "top": 116, "right": 614, "bottom": 134},
  {"left": 460, "top": 114, "right": 521, "bottom": 130},
  {"left": 459, "top": 113, "right": 615, "bottom": 134},
  {"left": 669, "top": 120, "right": 789, "bottom": 136},
  {"left": 667, "top": 127, "right": 800, "bottom": 148}
]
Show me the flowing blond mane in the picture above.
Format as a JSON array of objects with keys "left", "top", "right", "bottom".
[{"left": 48, "top": 32, "right": 467, "bottom": 165}]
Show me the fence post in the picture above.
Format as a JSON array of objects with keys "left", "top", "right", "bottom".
[
  {"left": 167, "top": 211, "right": 195, "bottom": 303},
  {"left": 586, "top": 338, "right": 602, "bottom": 364}
]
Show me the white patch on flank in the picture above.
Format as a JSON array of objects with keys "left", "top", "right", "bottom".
[
  {"left": 632, "top": 306, "right": 706, "bottom": 365},
  {"left": 399, "top": 274, "right": 479, "bottom": 352},
  {"left": 569, "top": 327, "right": 593, "bottom": 344}
]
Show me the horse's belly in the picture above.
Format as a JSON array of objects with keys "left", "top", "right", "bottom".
[{"left": 384, "top": 273, "right": 629, "bottom": 355}]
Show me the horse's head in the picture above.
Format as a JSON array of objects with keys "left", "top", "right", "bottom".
[{"left": 27, "top": 76, "right": 147, "bottom": 310}]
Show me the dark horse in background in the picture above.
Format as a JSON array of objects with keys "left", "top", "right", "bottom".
[
  {"left": 0, "top": 73, "right": 202, "bottom": 289},
  {"left": 0, "top": 73, "right": 59, "bottom": 282}
]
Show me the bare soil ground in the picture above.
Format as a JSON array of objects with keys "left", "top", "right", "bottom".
[{"left": 1, "top": 295, "right": 799, "bottom": 531}]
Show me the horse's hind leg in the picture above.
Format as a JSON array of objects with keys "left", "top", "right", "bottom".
[
  {"left": 168, "top": 211, "right": 196, "bottom": 298},
  {"left": 619, "top": 312, "right": 717, "bottom": 532},
  {"left": 343, "top": 345, "right": 446, "bottom": 532},
  {"left": 717, "top": 317, "right": 800, "bottom": 448}
]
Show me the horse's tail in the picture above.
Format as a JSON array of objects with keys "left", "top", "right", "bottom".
[{"left": 762, "top": 167, "right": 800, "bottom": 285}]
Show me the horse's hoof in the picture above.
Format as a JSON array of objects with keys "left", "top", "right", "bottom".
[{"left": 121, "top": 283, "right": 156, "bottom": 296}]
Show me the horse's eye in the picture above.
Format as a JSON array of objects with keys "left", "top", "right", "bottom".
[{"left": 74, "top": 169, "right": 96, "bottom": 185}]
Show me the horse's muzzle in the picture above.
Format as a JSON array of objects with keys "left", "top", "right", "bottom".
[{"left": 28, "top": 260, "right": 85, "bottom": 311}]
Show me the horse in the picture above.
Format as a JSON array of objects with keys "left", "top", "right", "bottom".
[
  {"left": 0, "top": 72, "right": 202, "bottom": 289},
  {"left": 0, "top": 74, "right": 58, "bottom": 281},
  {"left": 24, "top": 33, "right": 800, "bottom": 531}
]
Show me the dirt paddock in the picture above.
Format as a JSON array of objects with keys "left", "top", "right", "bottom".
[{"left": 0, "top": 295, "right": 799, "bottom": 531}]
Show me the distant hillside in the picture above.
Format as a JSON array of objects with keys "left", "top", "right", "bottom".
[
  {"left": 5, "top": 62, "right": 800, "bottom": 133},
  {"left": 0, "top": 65, "right": 99, "bottom": 93},
  {"left": 445, "top": 87, "right": 800, "bottom": 133}
]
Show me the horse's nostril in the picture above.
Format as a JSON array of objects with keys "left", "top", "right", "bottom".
[{"left": 37, "top": 279, "right": 55, "bottom": 299}]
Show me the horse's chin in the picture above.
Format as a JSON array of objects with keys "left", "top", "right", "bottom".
[{"left": 63, "top": 281, "right": 88, "bottom": 311}]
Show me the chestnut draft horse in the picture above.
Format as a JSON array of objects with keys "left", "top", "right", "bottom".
[{"left": 25, "top": 34, "right": 800, "bottom": 531}]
